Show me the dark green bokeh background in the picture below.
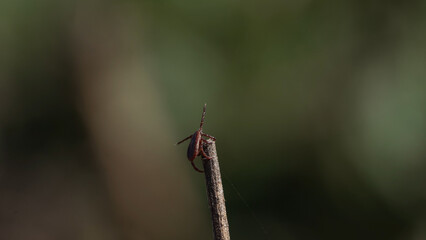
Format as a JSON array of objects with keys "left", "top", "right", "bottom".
[{"left": 1, "top": 0, "right": 426, "bottom": 239}]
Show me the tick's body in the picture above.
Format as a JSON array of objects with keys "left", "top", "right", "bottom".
[
  {"left": 187, "top": 131, "right": 201, "bottom": 160},
  {"left": 177, "top": 104, "right": 216, "bottom": 173}
]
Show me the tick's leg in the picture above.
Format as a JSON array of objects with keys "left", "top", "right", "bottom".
[
  {"left": 176, "top": 135, "right": 193, "bottom": 145},
  {"left": 201, "top": 138, "right": 215, "bottom": 145},
  {"left": 200, "top": 146, "right": 212, "bottom": 160},
  {"left": 201, "top": 133, "right": 216, "bottom": 141},
  {"left": 191, "top": 160, "right": 204, "bottom": 173}
]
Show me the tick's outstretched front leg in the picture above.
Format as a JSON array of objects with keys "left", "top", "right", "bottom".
[
  {"left": 201, "top": 133, "right": 216, "bottom": 141},
  {"left": 176, "top": 135, "right": 193, "bottom": 145}
]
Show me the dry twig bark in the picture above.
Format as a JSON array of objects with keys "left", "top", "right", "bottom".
[{"left": 202, "top": 139, "right": 230, "bottom": 240}]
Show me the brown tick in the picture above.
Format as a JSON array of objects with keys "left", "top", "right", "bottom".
[{"left": 176, "top": 104, "right": 216, "bottom": 173}]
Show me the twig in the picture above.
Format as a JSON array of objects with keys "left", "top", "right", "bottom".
[{"left": 202, "top": 139, "right": 231, "bottom": 240}]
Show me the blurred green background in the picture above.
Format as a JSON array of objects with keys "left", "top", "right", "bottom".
[{"left": 1, "top": 0, "right": 426, "bottom": 239}]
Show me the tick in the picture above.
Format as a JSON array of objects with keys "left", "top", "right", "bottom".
[{"left": 176, "top": 103, "right": 216, "bottom": 173}]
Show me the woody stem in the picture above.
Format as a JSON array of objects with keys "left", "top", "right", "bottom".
[{"left": 202, "top": 140, "right": 230, "bottom": 240}]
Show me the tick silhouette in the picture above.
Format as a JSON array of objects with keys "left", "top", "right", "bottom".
[{"left": 176, "top": 104, "right": 216, "bottom": 173}]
